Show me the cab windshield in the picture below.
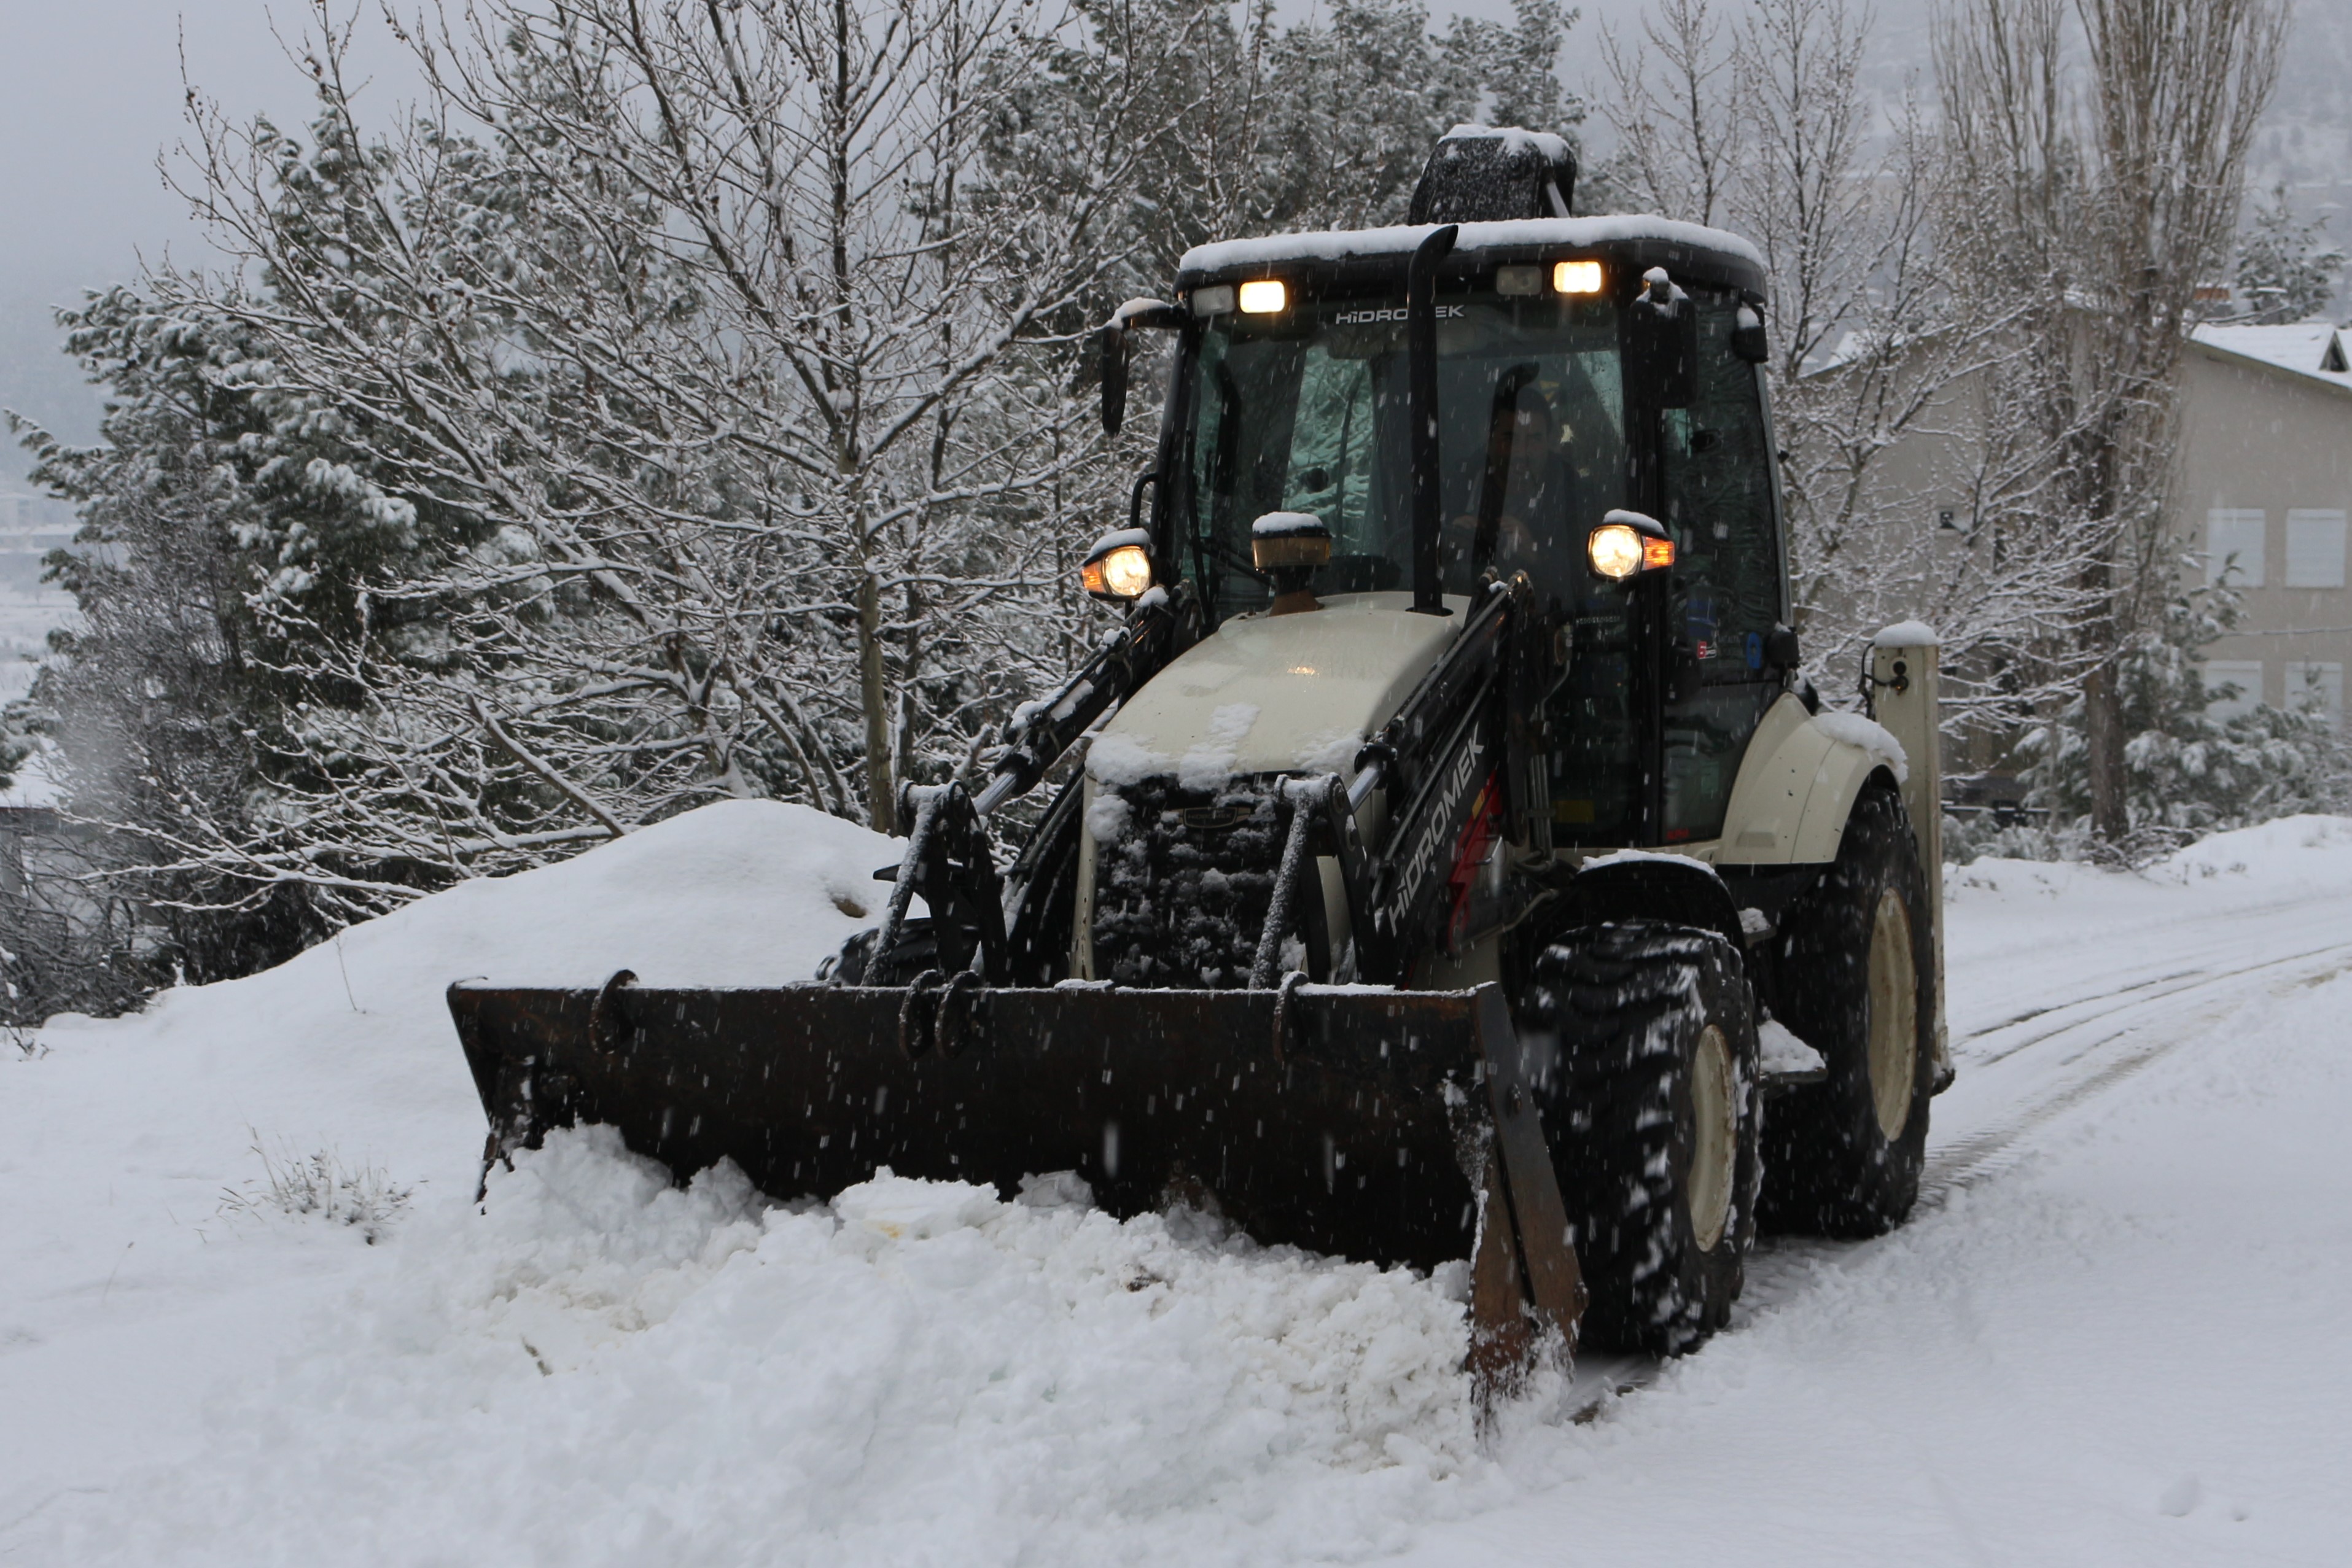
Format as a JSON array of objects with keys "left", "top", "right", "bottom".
[
  {"left": 1178, "top": 291, "right": 1627, "bottom": 620},
  {"left": 1169, "top": 278, "right": 1784, "bottom": 846}
]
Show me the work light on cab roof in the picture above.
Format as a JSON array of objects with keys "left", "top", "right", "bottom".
[{"left": 1237, "top": 279, "right": 1288, "bottom": 314}]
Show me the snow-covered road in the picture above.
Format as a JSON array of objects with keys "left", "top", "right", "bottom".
[
  {"left": 1395, "top": 822, "right": 2352, "bottom": 1565},
  {"left": 5, "top": 807, "right": 2351, "bottom": 1564}
]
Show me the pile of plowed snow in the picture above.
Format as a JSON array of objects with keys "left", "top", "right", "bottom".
[
  {"left": 3, "top": 802, "right": 1546, "bottom": 1566},
  {"left": 68, "top": 1135, "right": 1497, "bottom": 1567}
]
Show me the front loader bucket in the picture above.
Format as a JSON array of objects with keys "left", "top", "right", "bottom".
[{"left": 448, "top": 978, "right": 1583, "bottom": 1383}]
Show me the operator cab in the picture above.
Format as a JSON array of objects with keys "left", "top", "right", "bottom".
[{"left": 1103, "top": 128, "right": 1790, "bottom": 850}]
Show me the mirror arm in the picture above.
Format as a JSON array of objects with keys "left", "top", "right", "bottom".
[{"left": 1129, "top": 469, "right": 1159, "bottom": 534}]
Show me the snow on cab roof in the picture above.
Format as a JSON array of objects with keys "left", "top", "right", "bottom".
[
  {"left": 1436, "top": 122, "right": 1571, "bottom": 160},
  {"left": 1179, "top": 215, "right": 1767, "bottom": 277}
]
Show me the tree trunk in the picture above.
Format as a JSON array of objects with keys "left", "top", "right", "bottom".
[
  {"left": 2083, "top": 658, "right": 2128, "bottom": 844},
  {"left": 856, "top": 572, "right": 896, "bottom": 834}
]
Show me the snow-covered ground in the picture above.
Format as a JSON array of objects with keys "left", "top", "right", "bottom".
[{"left": 5, "top": 805, "right": 2351, "bottom": 1565}]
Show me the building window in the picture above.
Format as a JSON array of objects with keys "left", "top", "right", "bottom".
[
  {"left": 2284, "top": 661, "right": 2344, "bottom": 730},
  {"left": 2206, "top": 510, "right": 2265, "bottom": 587},
  {"left": 2284, "top": 510, "right": 2348, "bottom": 589},
  {"left": 2204, "top": 659, "right": 2264, "bottom": 719}
]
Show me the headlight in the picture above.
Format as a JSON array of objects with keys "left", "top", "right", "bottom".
[
  {"left": 1587, "top": 523, "right": 1646, "bottom": 580},
  {"left": 1081, "top": 530, "right": 1155, "bottom": 602},
  {"left": 1588, "top": 513, "right": 1675, "bottom": 580}
]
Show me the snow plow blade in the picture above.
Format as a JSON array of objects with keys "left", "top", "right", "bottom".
[{"left": 448, "top": 977, "right": 1583, "bottom": 1381}]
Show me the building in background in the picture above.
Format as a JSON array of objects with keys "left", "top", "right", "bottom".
[
  {"left": 1812, "top": 313, "right": 2352, "bottom": 820},
  {"left": 2182, "top": 322, "right": 2352, "bottom": 733}
]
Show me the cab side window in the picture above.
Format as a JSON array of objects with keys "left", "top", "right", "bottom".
[
  {"left": 1659, "top": 295, "right": 1785, "bottom": 842},
  {"left": 1661, "top": 297, "right": 1783, "bottom": 664}
]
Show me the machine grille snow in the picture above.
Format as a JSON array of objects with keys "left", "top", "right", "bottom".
[{"left": 1091, "top": 778, "right": 1298, "bottom": 987}]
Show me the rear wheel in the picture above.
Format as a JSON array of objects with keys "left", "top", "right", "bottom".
[
  {"left": 1761, "top": 785, "right": 1937, "bottom": 1235},
  {"left": 1527, "top": 921, "right": 1762, "bottom": 1355}
]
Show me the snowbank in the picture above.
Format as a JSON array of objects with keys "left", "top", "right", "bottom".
[
  {"left": 6, "top": 798, "right": 905, "bottom": 1211},
  {"left": 1, "top": 801, "right": 1543, "bottom": 1565},
  {"left": 1946, "top": 813, "right": 2352, "bottom": 938},
  {"left": 0, "top": 803, "right": 911, "bottom": 1554}
]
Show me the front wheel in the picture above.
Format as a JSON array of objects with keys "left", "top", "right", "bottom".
[
  {"left": 1760, "top": 784, "right": 1937, "bottom": 1236},
  {"left": 1527, "top": 921, "right": 1762, "bottom": 1355}
]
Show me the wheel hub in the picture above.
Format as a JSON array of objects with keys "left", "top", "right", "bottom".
[
  {"left": 1866, "top": 888, "right": 1918, "bottom": 1140},
  {"left": 1689, "top": 1023, "right": 1737, "bottom": 1252}
]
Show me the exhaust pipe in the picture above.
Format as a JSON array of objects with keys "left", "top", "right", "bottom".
[{"left": 1408, "top": 223, "right": 1458, "bottom": 616}]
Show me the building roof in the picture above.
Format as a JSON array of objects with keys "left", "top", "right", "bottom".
[{"left": 2188, "top": 321, "right": 2352, "bottom": 394}]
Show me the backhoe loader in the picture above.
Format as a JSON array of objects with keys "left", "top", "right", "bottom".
[{"left": 449, "top": 126, "right": 1952, "bottom": 1380}]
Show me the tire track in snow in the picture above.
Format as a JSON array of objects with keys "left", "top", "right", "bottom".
[
  {"left": 1922, "top": 937, "right": 2352, "bottom": 1199},
  {"left": 1562, "top": 930, "right": 2352, "bottom": 1418}
]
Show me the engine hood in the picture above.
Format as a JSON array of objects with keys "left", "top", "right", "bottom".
[{"left": 1088, "top": 592, "right": 1465, "bottom": 791}]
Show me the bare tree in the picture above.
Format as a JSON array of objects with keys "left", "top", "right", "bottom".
[
  {"left": 18, "top": 0, "right": 1591, "bottom": 934},
  {"left": 1596, "top": 0, "right": 1737, "bottom": 227},
  {"left": 1596, "top": 0, "right": 2092, "bottom": 734},
  {"left": 1936, "top": 0, "right": 2285, "bottom": 841},
  {"left": 150, "top": 0, "right": 1142, "bottom": 887}
]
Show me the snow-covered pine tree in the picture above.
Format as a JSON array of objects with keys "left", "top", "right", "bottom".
[
  {"left": 0, "top": 284, "right": 430, "bottom": 999},
  {"left": 2232, "top": 184, "right": 2348, "bottom": 324},
  {"left": 1958, "top": 573, "right": 2350, "bottom": 863}
]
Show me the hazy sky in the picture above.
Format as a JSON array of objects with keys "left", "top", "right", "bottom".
[
  {"left": 0, "top": 1, "right": 408, "bottom": 445},
  {"left": 0, "top": 0, "right": 1594, "bottom": 444},
  {"left": 0, "top": 0, "right": 1619, "bottom": 277},
  {"left": 0, "top": 3, "right": 368, "bottom": 289},
  {"left": 0, "top": 0, "right": 2329, "bottom": 450}
]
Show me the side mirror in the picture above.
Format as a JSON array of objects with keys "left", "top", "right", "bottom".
[
  {"left": 1100, "top": 323, "right": 1129, "bottom": 437},
  {"left": 1731, "top": 303, "right": 1768, "bottom": 364},
  {"left": 1097, "top": 300, "right": 1186, "bottom": 438},
  {"left": 1626, "top": 267, "right": 1696, "bottom": 408},
  {"left": 1764, "top": 623, "right": 1801, "bottom": 670}
]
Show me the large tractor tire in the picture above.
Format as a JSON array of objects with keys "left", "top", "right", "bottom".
[
  {"left": 1760, "top": 784, "right": 1937, "bottom": 1236},
  {"left": 1527, "top": 921, "right": 1763, "bottom": 1355}
]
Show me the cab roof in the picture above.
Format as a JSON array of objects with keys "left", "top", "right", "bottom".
[{"left": 1175, "top": 216, "right": 1769, "bottom": 301}]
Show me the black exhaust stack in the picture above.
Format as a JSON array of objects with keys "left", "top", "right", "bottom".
[
  {"left": 1407, "top": 223, "right": 1458, "bottom": 616},
  {"left": 1403, "top": 129, "right": 1577, "bottom": 615}
]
